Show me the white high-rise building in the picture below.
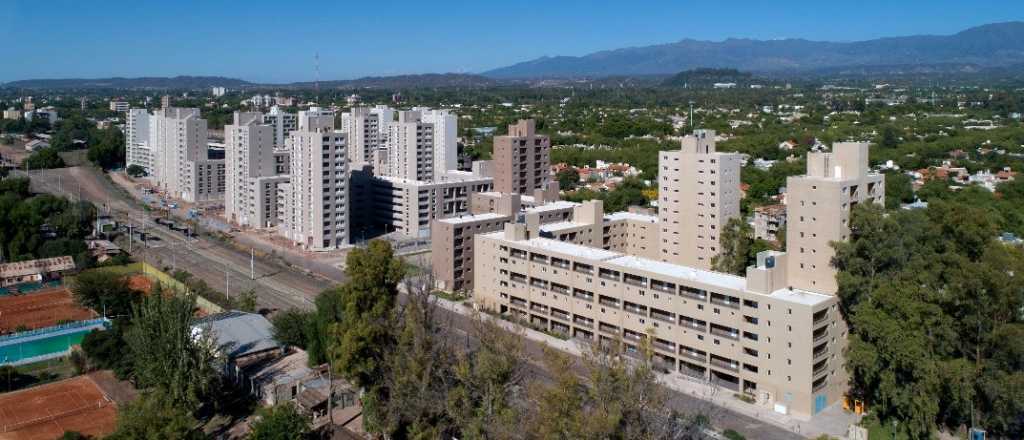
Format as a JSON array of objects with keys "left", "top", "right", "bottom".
[
  {"left": 340, "top": 105, "right": 394, "bottom": 165},
  {"left": 211, "top": 87, "right": 226, "bottom": 97},
  {"left": 149, "top": 108, "right": 224, "bottom": 203},
  {"left": 263, "top": 106, "right": 297, "bottom": 148},
  {"left": 414, "top": 107, "right": 457, "bottom": 177},
  {"left": 225, "top": 112, "right": 290, "bottom": 228},
  {"left": 279, "top": 107, "right": 349, "bottom": 250},
  {"left": 376, "top": 110, "right": 435, "bottom": 182},
  {"left": 125, "top": 108, "right": 153, "bottom": 175}
]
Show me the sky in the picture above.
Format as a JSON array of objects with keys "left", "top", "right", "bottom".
[{"left": 2, "top": 0, "right": 1023, "bottom": 83}]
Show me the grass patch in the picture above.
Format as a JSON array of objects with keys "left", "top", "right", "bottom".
[
  {"left": 433, "top": 290, "right": 469, "bottom": 302},
  {"left": 733, "top": 392, "right": 756, "bottom": 404},
  {"left": 861, "top": 415, "right": 912, "bottom": 440}
]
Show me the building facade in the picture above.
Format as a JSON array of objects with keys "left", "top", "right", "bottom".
[
  {"left": 470, "top": 140, "right": 884, "bottom": 418},
  {"left": 658, "top": 130, "right": 742, "bottom": 270},
  {"left": 225, "top": 111, "right": 291, "bottom": 228},
  {"left": 340, "top": 105, "right": 393, "bottom": 165},
  {"left": 753, "top": 204, "right": 787, "bottom": 242},
  {"left": 149, "top": 107, "right": 225, "bottom": 203},
  {"left": 125, "top": 108, "right": 153, "bottom": 175},
  {"left": 278, "top": 107, "right": 349, "bottom": 250},
  {"left": 493, "top": 119, "right": 551, "bottom": 195}
]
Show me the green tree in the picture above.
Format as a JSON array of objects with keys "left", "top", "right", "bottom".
[
  {"left": 108, "top": 390, "right": 205, "bottom": 440},
  {"left": 328, "top": 240, "right": 405, "bottom": 388},
  {"left": 126, "top": 164, "right": 147, "bottom": 177},
  {"left": 555, "top": 168, "right": 579, "bottom": 191},
  {"left": 71, "top": 270, "right": 140, "bottom": 318},
  {"left": 877, "top": 125, "right": 901, "bottom": 149},
  {"left": 711, "top": 217, "right": 754, "bottom": 275},
  {"left": 249, "top": 403, "right": 310, "bottom": 440},
  {"left": 447, "top": 318, "right": 526, "bottom": 440},
  {"left": 126, "top": 292, "right": 219, "bottom": 411},
  {"left": 23, "top": 147, "right": 66, "bottom": 169},
  {"left": 87, "top": 126, "right": 126, "bottom": 169},
  {"left": 271, "top": 309, "right": 313, "bottom": 349},
  {"left": 883, "top": 170, "right": 915, "bottom": 209}
]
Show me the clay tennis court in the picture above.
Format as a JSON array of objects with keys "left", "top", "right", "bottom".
[
  {"left": 0, "top": 287, "right": 97, "bottom": 333},
  {"left": 0, "top": 374, "right": 118, "bottom": 440}
]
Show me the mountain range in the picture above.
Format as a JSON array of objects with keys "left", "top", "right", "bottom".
[
  {"left": 1, "top": 73, "right": 500, "bottom": 90},
  {"left": 484, "top": 22, "right": 1024, "bottom": 78}
]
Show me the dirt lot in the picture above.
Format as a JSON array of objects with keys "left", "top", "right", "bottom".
[
  {"left": 0, "top": 288, "right": 97, "bottom": 333},
  {"left": 0, "top": 373, "right": 118, "bottom": 440},
  {"left": 0, "top": 141, "right": 29, "bottom": 166}
]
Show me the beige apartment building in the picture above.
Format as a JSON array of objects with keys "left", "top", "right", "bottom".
[
  {"left": 493, "top": 119, "right": 551, "bottom": 194},
  {"left": 472, "top": 141, "right": 884, "bottom": 418},
  {"left": 785, "top": 142, "right": 883, "bottom": 295},
  {"left": 658, "top": 130, "right": 742, "bottom": 270},
  {"left": 341, "top": 105, "right": 393, "bottom": 165}
]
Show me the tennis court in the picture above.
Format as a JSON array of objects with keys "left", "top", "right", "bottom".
[
  {"left": 0, "top": 288, "right": 97, "bottom": 333},
  {"left": 0, "top": 374, "right": 118, "bottom": 440}
]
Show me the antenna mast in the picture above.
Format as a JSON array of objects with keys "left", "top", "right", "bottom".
[{"left": 315, "top": 52, "right": 320, "bottom": 105}]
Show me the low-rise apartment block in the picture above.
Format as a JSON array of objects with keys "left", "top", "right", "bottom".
[{"left": 470, "top": 141, "right": 884, "bottom": 418}]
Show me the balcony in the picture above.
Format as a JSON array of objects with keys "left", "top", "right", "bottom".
[
  {"left": 550, "top": 283, "right": 570, "bottom": 295},
  {"left": 530, "top": 303, "right": 548, "bottom": 314},
  {"left": 622, "top": 331, "right": 644, "bottom": 342},
  {"left": 652, "top": 338, "right": 675, "bottom": 353},
  {"left": 812, "top": 378, "right": 827, "bottom": 393},
  {"left": 598, "top": 269, "right": 620, "bottom": 282},
  {"left": 813, "top": 361, "right": 829, "bottom": 377},
  {"left": 573, "top": 316, "right": 594, "bottom": 328},
  {"left": 679, "top": 348, "right": 706, "bottom": 362},
  {"left": 813, "top": 329, "right": 829, "bottom": 343},
  {"left": 679, "top": 317, "right": 706, "bottom": 332},
  {"left": 510, "top": 297, "right": 527, "bottom": 307},
  {"left": 813, "top": 310, "right": 830, "bottom": 326},
  {"left": 573, "top": 263, "right": 594, "bottom": 275},
  {"left": 710, "top": 356, "right": 740, "bottom": 372},
  {"left": 650, "top": 280, "right": 676, "bottom": 293},
  {"left": 623, "top": 302, "right": 647, "bottom": 316},
  {"left": 598, "top": 323, "right": 619, "bottom": 334},
  {"left": 710, "top": 324, "right": 740, "bottom": 341},
  {"left": 710, "top": 293, "right": 740, "bottom": 309},
  {"left": 679, "top": 286, "right": 707, "bottom": 301},
  {"left": 650, "top": 309, "right": 675, "bottom": 324},
  {"left": 598, "top": 296, "right": 621, "bottom": 309},
  {"left": 551, "top": 309, "right": 570, "bottom": 322},
  {"left": 813, "top": 343, "right": 829, "bottom": 360},
  {"left": 550, "top": 257, "right": 570, "bottom": 269},
  {"left": 623, "top": 274, "right": 647, "bottom": 287},
  {"left": 572, "top": 289, "right": 594, "bottom": 302}
]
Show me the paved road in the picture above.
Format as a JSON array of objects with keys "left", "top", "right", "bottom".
[{"left": 14, "top": 166, "right": 805, "bottom": 440}]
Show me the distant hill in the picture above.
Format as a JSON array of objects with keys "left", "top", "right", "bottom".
[
  {"left": 3, "top": 73, "right": 502, "bottom": 90},
  {"left": 3, "top": 76, "right": 252, "bottom": 90},
  {"left": 484, "top": 22, "right": 1024, "bottom": 78},
  {"left": 661, "top": 68, "right": 757, "bottom": 87},
  {"left": 288, "top": 73, "right": 502, "bottom": 89}
]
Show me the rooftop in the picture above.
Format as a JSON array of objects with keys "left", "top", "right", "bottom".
[
  {"left": 604, "top": 212, "right": 658, "bottom": 223},
  {"left": 439, "top": 212, "right": 508, "bottom": 225},
  {"left": 605, "top": 255, "right": 747, "bottom": 291},
  {"left": 768, "top": 287, "right": 833, "bottom": 306},
  {"left": 525, "top": 200, "right": 579, "bottom": 213},
  {"left": 0, "top": 256, "right": 75, "bottom": 280},
  {"left": 193, "top": 311, "right": 281, "bottom": 359},
  {"left": 539, "top": 221, "right": 588, "bottom": 233}
]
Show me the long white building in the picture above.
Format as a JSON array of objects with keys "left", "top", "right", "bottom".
[{"left": 125, "top": 108, "right": 152, "bottom": 174}]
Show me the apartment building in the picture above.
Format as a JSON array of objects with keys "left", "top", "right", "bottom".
[
  {"left": 414, "top": 107, "right": 458, "bottom": 177},
  {"left": 377, "top": 110, "right": 436, "bottom": 182},
  {"left": 658, "top": 130, "right": 742, "bottom": 270},
  {"left": 340, "top": 105, "right": 393, "bottom": 165},
  {"left": 362, "top": 171, "right": 493, "bottom": 239},
  {"left": 278, "top": 107, "right": 349, "bottom": 250},
  {"left": 225, "top": 111, "right": 291, "bottom": 228},
  {"left": 125, "top": 108, "right": 153, "bottom": 175},
  {"left": 493, "top": 119, "right": 551, "bottom": 194},
  {"left": 471, "top": 142, "right": 884, "bottom": 418},
  {"left": 109, "top": 101, "right": 130, "bottom": 112},
  {"left": 753, "top": 204, "right": 787, "bottom": 242},
  {"left": 149, "top": 107, "right": 225, "bottom": 203},
  {"left": 263, "top": 106, "right": 297, "bottom": 148},
  {"left": 785, "top": 142, "right": 884, "bottom": 295}
]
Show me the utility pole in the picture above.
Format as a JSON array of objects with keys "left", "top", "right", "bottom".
[
  {"left": 250, "top": 248, "right": 255, "bottom": 280},
  {"left": 225, "top": 265, "right": 230, "bottom": 301},
  {"left": 689, "top": 101, "right": 695, "bottom": 128}
]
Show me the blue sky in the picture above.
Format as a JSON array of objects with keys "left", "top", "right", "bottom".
[{"left": 2, "top": 0, "right": 1022, "bottom": 83}]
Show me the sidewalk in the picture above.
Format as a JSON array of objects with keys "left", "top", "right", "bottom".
[{"left": 432, "top": 296, "right": 857, "bottom": 440}]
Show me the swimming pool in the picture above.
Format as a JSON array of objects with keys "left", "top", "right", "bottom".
[{"left": 0, "top": 319, "right": 110, "bottom": 366}]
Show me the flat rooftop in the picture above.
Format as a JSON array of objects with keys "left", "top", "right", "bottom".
[
  {"left": 604, "top": 212, "right": 658, "bottom": 223},
  {"left": 525, "top": 200, "right": 579, "bottom": 213},
  {"left": 539, "top": 221, "right": 588, "bottom": 233},
  {"left": 767, "top": 287, "right": 833, "bottom": 306},
  {"left": 605, "top": 255, "right": 747, "bottom": 291},
  {"left": 438, "top": 212, "right": 508, "bottom": 225}
]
